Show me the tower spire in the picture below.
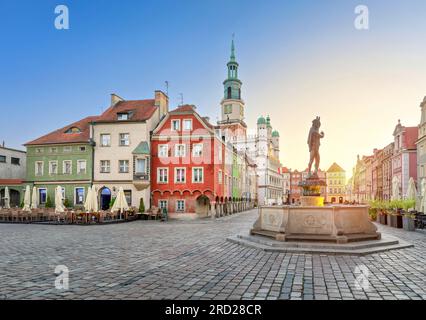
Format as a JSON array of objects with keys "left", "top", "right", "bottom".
[{"left": 230, "top": 33, "right": 236, "bottom": 62}]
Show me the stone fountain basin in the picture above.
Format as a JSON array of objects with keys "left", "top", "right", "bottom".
[{"left": 251, "top": 205, "right": 381, "bottom": 243}]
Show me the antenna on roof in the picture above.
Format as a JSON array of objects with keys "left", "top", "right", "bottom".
[
  {"left": 179, "top": 93, "right": 184, "bottom": 106},
  {"left": 165, "top": 81, "right": 169, "bottom": 96}
]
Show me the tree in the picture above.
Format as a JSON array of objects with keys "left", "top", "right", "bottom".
[
  {"left": 63, "top": 198, "right": 70, "bottom": 208},
  {"left": 139, "top": 197, "right": 145, "bottom": 213},
  {"left": 109, "top": 197, "right": 116, "bottom": 208}
]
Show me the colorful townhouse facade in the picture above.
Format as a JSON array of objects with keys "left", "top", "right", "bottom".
[
  {"left": 151, "top": 104, "right": 223, "bottom": 218},
  {"left": 391, "top": 120, "right": 418, "bottom": 197},
  {"left": 416, "top": 96, "right": 426, "bottom": 191},
  {"left": 326, "top": 163, "right": 346, "bottom": 204},
  {"left": 24, "top": 116, "right": 97, "bottom": 208},
  {"left": 92, "top": 91, "right": 168, "bottom": 210}
]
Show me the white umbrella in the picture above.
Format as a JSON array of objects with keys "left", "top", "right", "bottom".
[
  {"left": 91, "top": 185, "right": 98, "bottom": 212},
  {"left": 31, "top": 186, "right": 38, "bottom": 209},
  {"left": 54, "top": 186, "right": 65, "bottom": 213},
  {"left": 23, "top": 185, "right": 31, "bottom": 212},
  {"left": 421, "top": 179, "right": 426, "bottom": 213},
  {"left": 406, "top": 177, "right": 417, "bottom": 200},
  {"left": 391, "top": 176, "right": 401, "bottom": 200},
  {"left": 84, "top": 186, "right": 93, "bottom": 212},
  {"left": 111, "top": 187, "right": 129, "bottom": 219},
  {"left": 4, "top": 187, "right": 10, "bottom": 209}
]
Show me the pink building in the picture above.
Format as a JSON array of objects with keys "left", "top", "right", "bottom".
[{"left": 391, "top": 120, "right": 418, "bottom": 197}]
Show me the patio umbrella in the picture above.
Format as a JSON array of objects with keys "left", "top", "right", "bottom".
[
  {"left": 91, "top": 185, "right": 98, "bottom": 212},
  {"left": 391, "top": 176, "right": 401, "bottom": 201},
  {"left": 54, "top": 186, "right": 65, "bottom": 213},
  {"left": 23, "top": 185, "right": 31, "bottom": 212},
  {"left": 4, "top": 187, "right": 10, "bottom": 209},
  {"left": 84, "top": 186, "right": 93, "bottom": 212},
  {"left": 421, "top": 179, "right": 426, "bottom": 213},
  {"left": 111, "top": 187, "right": 129, "bottom": 219},
  {"left": 31, "top": 186, "right": 38, "bottom": 209},
  {"left": 406, "top": 177, "right": 417, "bottom": 200}
]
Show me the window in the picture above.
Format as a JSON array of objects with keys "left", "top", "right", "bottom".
[
  {"left": 159, "top": 200, "right": 168, "bottom": 210},
  {"left": 175, "top": 144, "right": 186, "bottom": 157},
  {"left": 119, "top": 160, "right": 129, "bottom": 173},
  {"left": 35, "top": 148, "right": 43, "bottom": 154},
  {"left": 0, "top": 155, "right": 5, "bottom": 163},
  {"left": 49, "top": 147, "right": 57, "bottom": 153},
  {"left": 218, "top": 170, "right": 222, "bottom": 184},
  {"left": 171, "top": 119, "right": 180, "bottom": 131},
  {"left": 192, "top": 144, "right": 203, "bottom": 157},
  {"left": 183, "top": 119, "right": 192, "bottom": 131},
  {"left": 176, "top": 200, "right": 185, "bottom": 212},
  {"left": 35, "top": 161, "right": 44, "bottom": 176},
  {"left": 119, "top": 133, "right": 130, "bottom": 146},
  {"left": 100, "top": 134, "right": 111, "bottom": 147},
  {"left": 65, "top": 127, "right": 81, "bottom": 134},
  {"left": 227, "top": 87, "right": 232, "bottom": 99},
  {"left": 192, "top": 167, "right": 203, "bottom": 183},
  {"left": 117, "top": 113, "right": 129, "bottom": 121},
  {"left": 157, "top": 168, "right": 168, "bottom": 183},
  {"left": 49, "top": 161, "right": 58, "bottom": 175},
  {"left": 63, "top": 146, "right": 72, "bottom": 153},
  {"left": 77, "top": 160, "right": 87, "bottom": 174},
  {"left": 175, "top": 168, "right": 186, "bottom": 183},
  {"left": 75, "top": 188, "right": 85, "bottom": 205},
  {"left": 100, "top": 160, "right": 110, "bottom": 173},
  {"left": 39, "top": 188, "right": 47, "bottom": 205},
  {"left": 63, "top": 160, "right": 72, "bottom": 175},
  {"left": 124, "top": 190, "right": 132, "bottom": 206},
  {"left": 79, "top": 146, "right": 86, "bottom": 152},
  {"left": 158, "top": 145, "right": 168, "bottom": 157},
  {"left": 11, "top": 157, "right": 20, "bottom": 165},
  {"left": 136, "top": 159, "right": 146, "bottom": 174}
]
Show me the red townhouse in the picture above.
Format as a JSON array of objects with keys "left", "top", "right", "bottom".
[{"left": 151, "top": 105, "right": 227, "bottom": 218}]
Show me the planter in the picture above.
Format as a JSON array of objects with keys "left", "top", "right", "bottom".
[
  {"left": 402, "top": 216, "right": 416, "bottom": 231},
  {"left": 390, "top": 214, "right": 403, "bottom": 228},
  {"left": 387, "top": 213, "right": 392, "bottom": 227}
]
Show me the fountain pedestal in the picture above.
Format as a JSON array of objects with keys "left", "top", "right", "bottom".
[{"left": 299, "top": 173, "right": 326, "bottom": 207}]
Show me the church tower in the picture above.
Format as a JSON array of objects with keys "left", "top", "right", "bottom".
[{"left": 218, "top": 37, "right": 247, "bottom": 142}]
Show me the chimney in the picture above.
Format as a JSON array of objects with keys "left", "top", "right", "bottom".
[
  {"left": 155, "top": 90, "right": 169, "bottom": 117},
  {"left": 111, "top": 93, "right": 124, "bottom": 107},
  {"left": 203, "top": 116, "right": 210, "bottom": 123}
]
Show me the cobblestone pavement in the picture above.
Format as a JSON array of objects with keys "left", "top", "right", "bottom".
[{"left": 0, "top": 209, "right": 425, "bottom": 300}]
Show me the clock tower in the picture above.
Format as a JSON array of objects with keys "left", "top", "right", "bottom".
[{"left": 218, "top": 37, "right": 247, "bottom": 142}]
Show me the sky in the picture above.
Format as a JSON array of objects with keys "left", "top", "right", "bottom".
[{"left": 1, "top": 0, "right": 426, "bottom": 177}]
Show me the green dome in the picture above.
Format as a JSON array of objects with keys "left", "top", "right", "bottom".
[
  {"left": 257, "top": 116, "right": 266, "bottom": 125},
  {"left": 272, "top": 130, "right": 280, "bottom": 137}
]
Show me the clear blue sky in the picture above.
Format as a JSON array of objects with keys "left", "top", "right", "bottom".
[{"left": 2, "top": 0, "right": 426, "bottom": 174}]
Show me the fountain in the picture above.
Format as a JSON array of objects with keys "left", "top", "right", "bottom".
[{"left": 250, "top": 116, "right": 381, "bottom": 244}]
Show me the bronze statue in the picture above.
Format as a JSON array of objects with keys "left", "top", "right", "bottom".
[{"left": 307, "top": 116, "right": 324, "bottom": 175}]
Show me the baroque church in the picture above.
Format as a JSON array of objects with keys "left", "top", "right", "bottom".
[{"left": 216, "top": 39, "right": 284, "bottom": 205}]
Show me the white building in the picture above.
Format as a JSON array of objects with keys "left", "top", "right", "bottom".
[
  {"left": 92, "top": 91, "right": 168, "bottom": 210},
  {"left": 0, "top": 143, "right": 26, "bottom": 180}
]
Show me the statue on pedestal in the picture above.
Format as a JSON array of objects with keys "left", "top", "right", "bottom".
[{"left": 307, "top": 116, "right": 325, "bottom": 176}]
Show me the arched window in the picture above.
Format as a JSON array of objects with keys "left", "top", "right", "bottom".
[
  {"left": 227, "top": 87, "right": 232, "bottom": 99},
  {"left": 238, "top": 88, "right": 241, "bottom": 99}
]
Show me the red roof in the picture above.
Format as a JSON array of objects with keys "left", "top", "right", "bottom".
[
  {"left": 0, "top": 179, "right": 23, "bottom": 185},
  {"left": 169, "top": 104, "right": 214, "bottom": 129},
  {"left": 94, "top": 99, "right": 157, "bottom": 123},
  {"left": 280, "top": 167, "right": 290, "bottom": 173},
  {"left": 25, "top": 116, "right": 98, "bottom": 146}
]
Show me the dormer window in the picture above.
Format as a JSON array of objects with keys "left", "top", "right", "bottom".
[
  {"left": 117, "top": 113, "right": 129, "bottom": 121},
  {"left": 65, "top": 127, "right": 81, "bottom": 134}
]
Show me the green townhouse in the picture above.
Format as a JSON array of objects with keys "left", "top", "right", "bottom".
[{"left": 24, "top": 116, "right": 97, "bottom": 208}]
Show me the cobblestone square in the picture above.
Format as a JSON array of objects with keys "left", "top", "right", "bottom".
[{"left": 0, "top": 209, "right": 425, "bottom": 300}]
